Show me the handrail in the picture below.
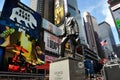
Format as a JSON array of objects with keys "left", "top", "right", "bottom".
[{"left": 0, "top": 71, "right": 44, "bottom": 78}]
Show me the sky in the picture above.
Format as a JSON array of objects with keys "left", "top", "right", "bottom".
[
  {"left": 0, "top": 0, "right": 120, "bottom": 44},
  {"left": 77, "top": 0, "right": 120, "bottom": 44}
]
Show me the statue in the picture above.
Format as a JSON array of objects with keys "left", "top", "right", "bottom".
[{"left": 60, "top": 13, "right": 79, "bottom": 58}]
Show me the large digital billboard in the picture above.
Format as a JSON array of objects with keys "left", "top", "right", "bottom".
[
  {"left": 110, "top": 3, "right": 120, "bottom": 39},
  {"left": 1, "top": 0, "right": 42, "bottom": 40},
  {"left": 54, "top": 0, "right": 65, "bottom": 26},
  {"left": 112, "top": 8, "right": 120, "bottom": 29},
  {"left": 0, "top": 0, "right": 44, "bottom": 73}
]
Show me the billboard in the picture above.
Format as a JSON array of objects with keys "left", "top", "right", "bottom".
[
  {"left": 1, "top": 0, "right": 41, "bottom": 40},
  {"left": 42, "top": 18, "right": 62, "bottom": 35},
  {"left": 54, "top": 0, "right": 65, "bottom": 26},
  {"left": 0, "top": 46, "right": 5, "bottom": 70},
  {"left": 0, "top": 0, "right": 44, "bottom": 73},
  {"left": 112, "top": 8, "right": 120, "bottom": 29},
  {"left": 110, "top": 4, "right": 120, "bottom": 39},
  {"left": 44, "top": 31, "right": 61, "bottom": 55},
  {"left": 45, "top": 55, "right": 57, "bottom": 62}
]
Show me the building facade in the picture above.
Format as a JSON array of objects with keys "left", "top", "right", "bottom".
[
  {"left": 83, "top": 12, "right": 98, "bottom": 54},
  {"left": 116, "top": 44, "right": 120, "bottom": 58},
  {"left": 0, "top": 12, "right": 1, "bottom": 16},
  {"left": 67, "top": 0, "right": 87, "bottom": 45},
  {"left": 98, "top": 21, "right": 116, "bottom": 58},
  {"left": 30, "top": 0, "right": 54, "bottom": 23}
]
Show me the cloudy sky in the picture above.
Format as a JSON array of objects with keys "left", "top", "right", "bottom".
[
  {"left": 78, "top": 0, "right": 120, "bottom": 44},
  {"left": 0, "top": 0, "right": 120, "bottom": 44},
  {"left": 78, "top": 0, "right": 114, "bottom": 27}
]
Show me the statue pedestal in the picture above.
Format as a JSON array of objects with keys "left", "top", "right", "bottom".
[{"left": 49, "top": 57, "right": 85, "bottom": 80}]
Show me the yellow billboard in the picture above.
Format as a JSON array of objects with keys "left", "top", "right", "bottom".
[{"left": 54, "top": 0, "right": 65, "bottom": 26}]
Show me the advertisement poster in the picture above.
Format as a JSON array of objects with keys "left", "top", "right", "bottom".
[
  {"left": 0, "top": 0, "right": 44, "bottom": 73},
  {"left": 54, "top": 0, "right": 65, "bottom": 26},
  {"left": 44, "top": 31, "right": 61, "bottom": 55},
  {"left": 42, "top": 18, "right": 62, "bottom": 36},
  {"left": 45, "top": 55, "right": 57, "bottom": 62},
  {"left": 112, "top": 8, "right": 120, "bottom": 29}
]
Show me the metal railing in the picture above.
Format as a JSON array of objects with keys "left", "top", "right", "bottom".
[{"left": 0, "top": 71, "right": 45, "bottom": 80}]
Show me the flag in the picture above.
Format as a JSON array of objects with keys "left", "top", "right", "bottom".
[{"left": 100, "top": 40, "right": 107, "bottom": 46}]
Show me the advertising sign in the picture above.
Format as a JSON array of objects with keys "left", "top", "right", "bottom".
[
  {"left": 42, "top": 18, "right": 62, "bottom": 35},
  {"left": 0, "top": 46, "right": 5, "bottom": 70},
  {"left": 1, "top": 0, "right": 42, "bottom": 40},
  {"left": 112, "top": 8, "right": 120, "bottom": 29},
  {"left": 45, "top": 55, "right": 57, "bottom": 62},
  {"left": 44, "top": 31, "right": 61, "bottom": 54},
  {"left": 54, "top": 0, "right": 65, "bottom": 26},
  {"left": 110, "top": 4, "right": 120, "bottom": 39},
  {"left": 0, "top": 0, "right": 44, "bottom": 73}
]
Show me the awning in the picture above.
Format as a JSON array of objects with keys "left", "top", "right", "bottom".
[
  {"left": 99, "top": 58, "right": 109, "bottom": 64},
  {"left": 35, "top": 63, "right": 50, "bottom": 70}
]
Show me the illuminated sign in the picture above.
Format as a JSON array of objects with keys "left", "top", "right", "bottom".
[
  {"left": 110, "top": 3, "right": 120, "bottom": 39},
  {"left": 42, "top": 18, "right": 62, "bottom": 35},
  {"left": 0, "top": 0, "right": 44, "bottom": 73},
  {"left": 0, "top": 47, "right": 5, "bottom": 70},
  {"left": 44, "top": 31, "right": 61, "bottom": 54},
  {"left": 10, "top": 7, "right": 37, "bottom": 30},
  {"left": 112, "top": 8, "right": 120, "bottom": 29},
  {"left": 1, "top": 0, "right": 42, "bottom": 40},
  {"left": 45, "top": 55, "right": 57, "bottom": 62},
  {"left": 54, "top": 0, "right": 65, "bottom": 26}
]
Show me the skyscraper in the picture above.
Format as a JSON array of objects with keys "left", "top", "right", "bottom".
[
  {"left": 30, "top": 0, "right": 54, "bottom": 23},
  {"left": 67, "top": 0, "right": 86, "bottom": 44},
  {"left": 0, "top": 11, "right": 1, "bottom": 16},
  {"left": 83, "top": 12, "right": 98, "bottom": 54},
  {"left": 98, "top": 21, "right": 116, "bottom": 58}
]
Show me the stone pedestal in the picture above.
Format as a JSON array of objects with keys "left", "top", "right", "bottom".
[
  {"left": 102, "top": 61, "right": 120, "bottom": 80},
  {"left": 49, "top": 57, "right": 85, "bottom": 80}
]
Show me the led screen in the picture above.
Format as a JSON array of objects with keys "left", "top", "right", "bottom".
[
  {"left": 54, "top": 0, "right": 65, "bottom": 26},
  {"left": 0, "top": 46, "right": 5, "bottom": 70},
  {"left": 0, "top": 0, "right": 44, "bottom": 73},
  {"left": 112, "top": 8, "right": 120, "bottom": 29}
]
